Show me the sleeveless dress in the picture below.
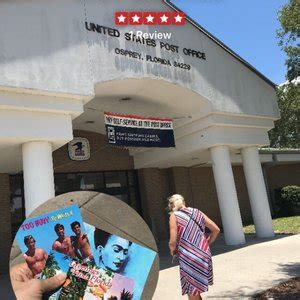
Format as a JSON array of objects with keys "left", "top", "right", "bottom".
[{"left": 174, "top": 207, "right": 213, "bottom": 296}]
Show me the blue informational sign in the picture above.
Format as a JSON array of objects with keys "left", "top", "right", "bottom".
[{"left": 104, "top": 112, "right": 175, "bottom": 147}]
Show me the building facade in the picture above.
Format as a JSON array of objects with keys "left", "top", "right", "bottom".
[{"left": 1, "top": 0, "right": 299, "bottom": 274}]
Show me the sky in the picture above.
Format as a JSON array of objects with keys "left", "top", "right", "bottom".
[{"left": 172, "top": 0, "right": 289, "bottom": 85}]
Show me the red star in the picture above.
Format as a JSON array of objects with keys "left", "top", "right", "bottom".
[
  {"left": 129, "top": 12, "right": 143, "bottom": 25},
  {"left": 143, "top": 12, "right": 157, "bottom": 25},
  {"left": 157, "top": 12, "right": 172, "bottom": 25},
  {"left": 115, "top": 12, "right": 128, "bottom": 26},
  {"left": 172, "top": 12, "right": 185, "bottom": 25}
]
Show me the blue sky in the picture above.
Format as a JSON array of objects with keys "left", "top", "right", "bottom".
[{"left": 172, "top": 0, "right": 288, "bottom": 85}]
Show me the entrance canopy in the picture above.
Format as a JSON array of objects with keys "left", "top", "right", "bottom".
[{"left": 73, "top": 77, "right": 276, "bottom": 168}]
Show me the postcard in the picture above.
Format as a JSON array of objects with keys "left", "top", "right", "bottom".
[
  {"left": 84, "top": 223, "right": 157, "bottom": 300},
  {"left": 42, "top": 251, "right": 134, "bottom": 300},
  {"left": 15, "top": 205, "right": 93, "bottom": 277}
]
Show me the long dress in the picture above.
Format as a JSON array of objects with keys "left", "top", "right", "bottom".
[{"left": 174, "top": 207, "right": 213, "bottom": 296}]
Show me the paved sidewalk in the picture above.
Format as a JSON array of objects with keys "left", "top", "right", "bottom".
[{"left": 153, "top": 234, "right": 300, "bottom": 299}]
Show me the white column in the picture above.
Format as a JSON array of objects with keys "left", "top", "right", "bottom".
[
  {"left": 210, "top": 146, "right": 245, "bottom": 245},
  {"left": 22, "top": 141, "right": 55, "bottom": 216},
  {"left": 241, "top": 147, "right": 274, "bottom": 238}
]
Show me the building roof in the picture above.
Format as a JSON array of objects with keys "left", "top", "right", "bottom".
[
  {"left": 259, "top": 148, "right": 300, "bottom": 154},
  {"left": 164, "top": 0, "right": 277, "bottom": 89}
]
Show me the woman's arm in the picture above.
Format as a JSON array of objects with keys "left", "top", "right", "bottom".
[
  {"left": 202, "top": 213, "right": 220, "bottom": 245},
  {"left": 169, "top": 213, "right": 178, "bottom": 255}
]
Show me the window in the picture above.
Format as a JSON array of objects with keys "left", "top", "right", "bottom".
[
  {"left": 54, "top": 173, "right": 105, "bottom": 194},
  {"left": 10, "top": 170, "right": 141, "bottom": 239},
  {"left": 10, "top": 175, "right": 25, "bottom": 238},
  {"left": 105, "top": 172, "right": 127, "bottom": 188}
]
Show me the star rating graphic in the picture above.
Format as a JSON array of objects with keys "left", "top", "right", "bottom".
[
  {"left": 115, "top": 11, "right": 185, "bottom": 26},
  {"left": 157, "top": 12, "right": 172, "bottom": 25},
  {"left": 160, "top": 14, "right": 169, "bottom": 24},
  {"left": 143, "top": 12, "right": 157, "bottom": 25},
  {"left": 146, "top": 14, "right": 154, "bottom": 23},
  {"left": 118, "top": 14, "right": 126, "bottom": 23},
  {"left": 115, "top": 12, "right": 128, "bottom": 26},
  {"left": 129, "top": 12, "right": 143, "bottom": 25},
  {"left": 173, "top": 12, "right": 185, "bottom": 25},
  {"left": 174, "top": 14, "right": 183, "bottom": 23},
  {"left": 132, "top": 14, "right": 140, "bottom": 23}
]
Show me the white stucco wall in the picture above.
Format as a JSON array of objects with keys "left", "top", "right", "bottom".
[
  {"left": 0, "top": 0, "right": 279, "bottom": 118},
  {"left": 0, "top": 0, "right": 93, "bottom": 97}
]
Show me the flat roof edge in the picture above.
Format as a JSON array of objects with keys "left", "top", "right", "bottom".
[
  {"left": 163, "top": 0, "right": 277, "bottom": 90},
  {"left": 259, "top": 148, "right": 300, "bottom": 154}
]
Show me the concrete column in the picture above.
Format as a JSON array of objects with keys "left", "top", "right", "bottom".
[
  {"left": 22, "top": 141, "right": 55, "bottom": 216},
  {"left": 210, "top": 146, "right": 245, "bottom": 245},
  {"left": 241, "top": 147, "right": 274, "bottom": 238}
]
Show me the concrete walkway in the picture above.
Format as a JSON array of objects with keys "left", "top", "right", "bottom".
[{"left": 153, "top": 234, "right": 300, "bottom": 299}]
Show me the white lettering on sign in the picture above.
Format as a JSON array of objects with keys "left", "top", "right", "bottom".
[
  {"left": 104, "top": 113, "right": 173, "bottom": 130},
  {"left": 134, "top": 30, "right": 172, "bottom": 40}
]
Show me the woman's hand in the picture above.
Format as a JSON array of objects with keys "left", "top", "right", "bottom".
[
  {"left": 10, "top": 263, "right": 66, "bottom": 300},
  {"left": 169, "top": 244, "right": 177, "bottom": 256}
]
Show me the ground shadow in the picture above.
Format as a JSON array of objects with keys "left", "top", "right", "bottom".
[
  {"left": 158, "top": 233, "right": 295, "bottom": 270},
  {"left": 277, "top": 262, "right": 300, "bottom": 278}
]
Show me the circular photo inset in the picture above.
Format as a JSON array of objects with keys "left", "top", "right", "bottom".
[{"left": 10, "top": 191, "right": 159, "bottom": 300}]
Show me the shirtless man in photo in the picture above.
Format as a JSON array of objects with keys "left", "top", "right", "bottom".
[
  {"left": 70, "top": 221, "right": 94, "bottom": 263},
  {"left": 52, "top": 223, "right": 75, "bottom": 257},
  {"left": 23, "top": 235, "right": 48, "bottom": 277}
]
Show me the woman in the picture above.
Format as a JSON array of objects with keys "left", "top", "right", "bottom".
[{"left": 168, "top": 194, "right": 220, "bottom": 300}]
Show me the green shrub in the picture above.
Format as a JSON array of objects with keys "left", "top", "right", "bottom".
[
  {"left": 281, "top": 186, "right": 300, "bottom": 207},
  {"left": 275, "top": 185, "right": 300, "bottom": 216}
]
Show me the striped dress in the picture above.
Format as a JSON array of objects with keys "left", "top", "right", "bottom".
[{"left": 174, "top": 207, "right": 213, "bottom": 296}]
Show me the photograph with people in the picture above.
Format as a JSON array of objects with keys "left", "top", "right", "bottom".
[
  {"left": 70, "top": 221, "right": 94, "bottom": 263},
  {"left": 15, "top": 206, "right": 86, "bottom": 273},
  {"left": 52, "top": 223, "right": 76, "bottom": 258}
]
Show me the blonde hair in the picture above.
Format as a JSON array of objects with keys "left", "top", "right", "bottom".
[{"left": 168, "top": 194, "right": 185, "bottom": 212}]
